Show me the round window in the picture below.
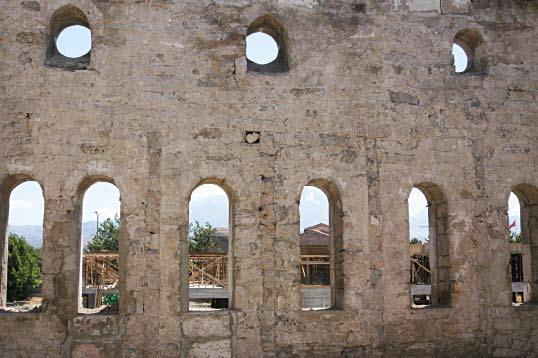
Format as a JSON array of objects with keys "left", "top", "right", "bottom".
[
  {"left": 56, "top": 25, "right": 92, "bottom": 58},
  {"left": 246, "top": 32, "right": 279, "bottom": 65}
]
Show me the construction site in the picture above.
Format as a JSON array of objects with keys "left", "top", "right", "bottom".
[{"left": 0, "top": 0, "right": 538, "bottom": 357}]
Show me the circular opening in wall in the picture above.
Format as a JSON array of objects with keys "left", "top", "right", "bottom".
[
  {"left": 452, "top": 43, "right": 469, "bottom": 73},
  {"left": 246, "top": 32, "right": 279, "bottom": 65},
  {"left": 56, "top": 25, "right": 92, "bottom": 58}
]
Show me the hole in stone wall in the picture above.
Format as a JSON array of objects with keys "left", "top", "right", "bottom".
[
  {"left": 46, "top": 5, "right": 91, "bottom": 70},
  {"left": 299, "top": 186, "right": 331, "bottom": 310},
  {"left": 246, "top": 15, "right": 288, "bottom": 73},
  {"left": 188, "top": 184, "right": 231, "bottom": 311},
  {"left": 452, "top": 43, "right": 468, "bottom": 73},
  {"left": 3, "top": 181, "right": 44, "bottom": 312},
  {"left": 56, "top": 25, "right": 92, "bottom": 58},
  {"left": 452, "top": 29, "right": 484, "bottom": 74},
  {"left": 246, "top": 32, "right": 279, "bottom": 65},
  {"left": 79, "top": 182, "right": 121, "bottom": 315},
  {"left": 244, "top": 131, "right": 260, "bottom": 144}
]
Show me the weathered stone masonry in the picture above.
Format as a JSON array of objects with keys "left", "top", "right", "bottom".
[{"left": 0, "top": 0, "right": 538, "bottom": 356}]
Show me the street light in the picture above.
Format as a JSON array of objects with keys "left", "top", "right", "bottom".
[{"left": 94, "top": 211, "right": 99, "bottom": 239}]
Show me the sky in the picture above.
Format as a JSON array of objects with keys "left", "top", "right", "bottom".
[
  {"left": 300, "top": 186, "right": 328, "bottom": 232},
  {"left": 81, "top": 182, "right": 121, "bottom": 222},
  {"left": 246, "top": 32, "right": 279, "bottom": 64},
  {"left": 408, "top": 188, "right": 429, "bottom": 242},
  {"left": 452, "top": 43, "right": 467, "bottom": 73},
  {"left": 56, "top": 25, "right": 91, "bottom": 58},
  {"left": 189, "top": 184, "right": 229, "bottom": 228}
]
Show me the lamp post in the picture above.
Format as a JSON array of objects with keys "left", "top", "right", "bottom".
[{"left": 94, "top": 211, "right": 99, "bottom": 239}]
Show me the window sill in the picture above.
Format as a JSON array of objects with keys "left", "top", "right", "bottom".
[
  {"left": 0, "top": 310, "right": 41, "bottom": 317},
  {"left": 184, "top": 309, "right": 233, "bottom": 316},
  {"left": 410, "top": 304, "right": 451, "bottom": 310},
  {"left": 513, "top": 302, "right": 538, "bottom": 312}
]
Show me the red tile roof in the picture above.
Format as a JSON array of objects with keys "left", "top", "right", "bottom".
[{"left": 300, "top": 223, "right": 329, "bottom": 246}]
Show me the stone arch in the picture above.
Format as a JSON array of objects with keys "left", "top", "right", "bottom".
[
  {"left": 299, "top": 178, "right": 344, "bottom": 309},
  {"left": 0, "top": 174, "right": 45, "bottom": 308},
  {"left": 509, "top": 184, "right": 538, "bottom": 303},
  {"left": 46, "top": 4, "right": 92, "bottom": 70},
  {"left": 453, "top": 29, "right": 487, "bottom": 74},
  {"left": 185, "top": 178, "right": 234, "bottom": 311},
  {"left": 246, "top": 14, "right": 288, "bottom": 73},
  {"left": 408, "top": 182, "right": 450, "bottom": 306},
  {"left": 75, "top": 175, "right": 123, "bottom": 314}
]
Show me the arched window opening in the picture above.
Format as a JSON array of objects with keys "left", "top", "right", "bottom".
[
  {"left": 299, "top": 181, "right": 343, "bottom": 310},
  {"left": 246, "top": 15, "right": 288, "bottom": 73},
  {"left": 408, "top": 188, "right": 431, "bottom": 306},
  {"left": 79, "top": 182, "right": 120, "bottom": 314},
  {"left": 46, "top": 5, "right": 92, "bottom": 70},
  {"left": 300, "top": 186, "right": 330, "bottom": 310},
  {"left": 452, "top": 29, "right": 484, "bottom": 74},
  {"left": 408, "top": 184, "right": 450, "bottom": 307},
  {"left": 0, "top": 181, "right": 44, "bottom": 312},
  {"left": 188, "top": 183, "right": 231, "bottom": 311},
  {"left": 510, "top": 185, "right": 538, "bottom": 305},
  {"left": 508, "top": 192, "right": 525, "bottom": 305}
]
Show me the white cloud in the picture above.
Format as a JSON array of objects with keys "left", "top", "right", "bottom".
[
  {"left": 10, "top": 199, "right": 33, "bottom": 209},
  {"left": 191, "top": 184, "right": 227, "bottom": 201},
  {"left": 508, "top": 192, "right": 520, "bottom": 216},
  {"left": 301, "top": 187, "right": 327, "bottom": 206},
  {"left": 408, "top": 188, "right": 427, "bottom": 217}
]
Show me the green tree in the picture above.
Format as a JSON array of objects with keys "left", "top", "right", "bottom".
[
  {"left": 509, "top": 231, "right": 521, "bottom": 243},
  {"left": 410, "top": 237, "right": 429, "bottom": 244},
  {"left": 7, "top": 234, "right": 42, "bottom": 302},
  {"left": 85, "top": 216, "right": 120, "bottom": 253},
  {"left": 189, "top": 221, "right": 217, "bottom": 252}
]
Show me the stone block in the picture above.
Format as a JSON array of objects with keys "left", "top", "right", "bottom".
[
  {"left": 189, "top": 340, "right": 231, "bottom": 358},
  {"left": 408, "top": 0, "right": 441, "bottom": 12},
  {"left": 441, "top": 0, "right": 471, "bottom": 14},
  {"left": 183, "top": 316, "right": 231, "bottom": 338}
]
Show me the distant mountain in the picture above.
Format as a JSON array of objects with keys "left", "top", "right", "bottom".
[
  {"left": 6, "top": 210, "right": 522, "bottom": 248},
  {"left": 8, "top": 221, "right": 98, "bottom": 248}
]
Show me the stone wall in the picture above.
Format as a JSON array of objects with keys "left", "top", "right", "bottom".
[{"left": 0, "top": 0, "right": 537, "bottom": 356}]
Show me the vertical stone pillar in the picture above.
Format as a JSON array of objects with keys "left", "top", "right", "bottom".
[
  {"left": 43, "top": 186, "right": 82, "bottom": 320},
  {"left": 0, "top": 190, "right": 8, "bottom": 307}
]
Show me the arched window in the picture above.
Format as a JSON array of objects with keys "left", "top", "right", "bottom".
[
  {"left": 508, "top": 192, "right": 524, "bottom": 304},
  {"left": 452, "top": 29, "right": 485, "bottom": 74},
  {"left": 299, "top": 180, "right": 343, "bottom": 310},
  {"left": 0, "top": 180, "right": 44, "bottom": 312},
  {"left": 188, "top": 183, "right": 232, "bottom": 311},
  {"left": 408, "top": 184, "right": 450, "bottom": 307},
  {"left": 509, "top": 185, "right": 538, "bottom": 305},
  {"left": 78, "top": 181, "right": 121, "bottom": 314},
  {"left": 246, "top": 15, "right": 288, "bottom": 73},
  {"left": 46, "top": 5, "right": 92, "bottom": 70}
]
